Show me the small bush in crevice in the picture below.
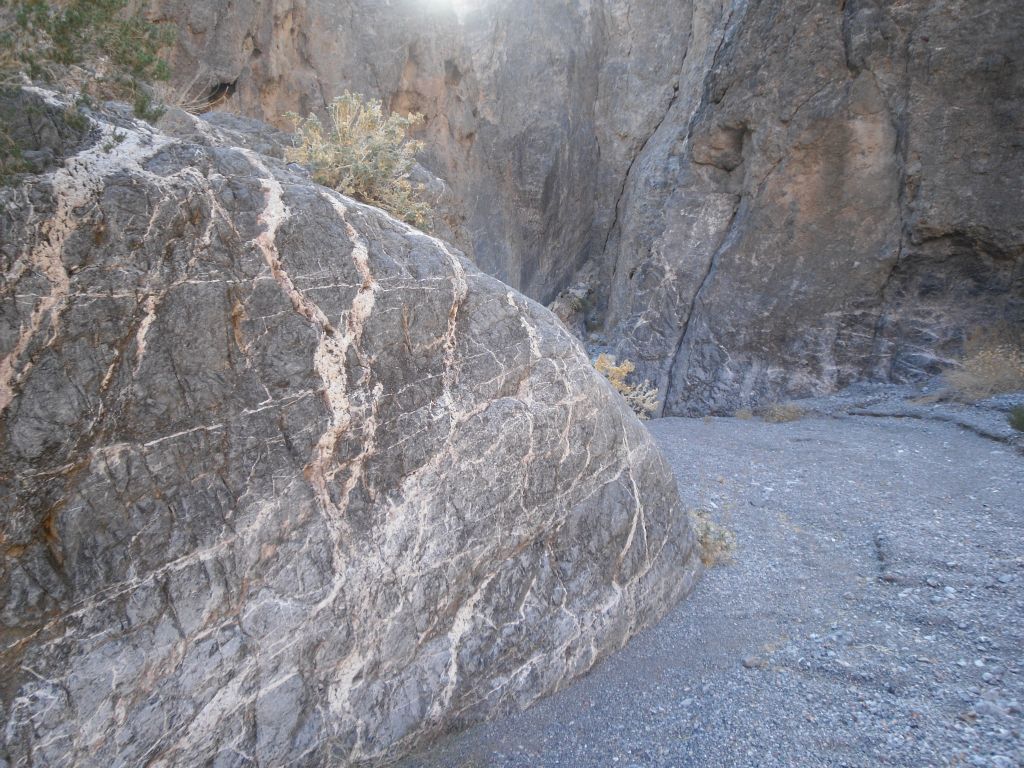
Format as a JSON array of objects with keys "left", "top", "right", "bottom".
[
  {"left": 594, "top": 353, "right": 659, "bottom": 420},
  {"left": 286, "top": 92, "right": 431, "bottom": 229},
  {"left": 945, "top": 326, "right": 1024, "bottom": 401},
  {"left": 691, "top": 508, "right": 736, "bottom": 568},
  {"left": 1009, "top": 406, "right": 1024, "bottom": 433}
]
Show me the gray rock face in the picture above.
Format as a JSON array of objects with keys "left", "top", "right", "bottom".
[
  {"left": 602, "top": 0, "right": 1024, "bottom": 414},
  {"left": 0, "top": 93, "right": 700, "bottom": 766},
  {"left": 154, "top": 0, "right": 1024, "bottom": 414}
]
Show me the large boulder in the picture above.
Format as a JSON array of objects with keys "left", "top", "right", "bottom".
[{"left": 0, "top": 94, "right": 700, "bottom": 766}]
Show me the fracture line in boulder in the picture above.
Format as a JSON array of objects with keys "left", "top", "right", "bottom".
[
  {"left": 314, "top": 189, "right": 382, "bottom": 517},
  {"left": 0, "top": 101, "right": 168, "bottom": 414}
]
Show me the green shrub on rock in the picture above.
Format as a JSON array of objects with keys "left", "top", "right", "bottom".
[{"left": 286, "top": 92, "right": 431, "bottom": 229}]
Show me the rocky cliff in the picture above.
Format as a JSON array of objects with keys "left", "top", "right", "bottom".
[
  {"left": 0, "top": 91, "right": 700, "bottom": 766},
  {"left": 602, "top": 0, "right": 1024, "bottom": 414},
  {"left": 154, "top": 0, "right": 1024, "bottom": 414}
]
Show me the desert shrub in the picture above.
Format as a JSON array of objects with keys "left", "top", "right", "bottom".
[
  {"left": 690, "top": 508, "right": 736, "bottom": 567},
  {"left": 1010, "top": 406, "right": 1024, "bottom": 432},
  {"left": 945, "top": 326, "right": 1024, "bottom": 401},
  {"left": 594, "top": 353, "right": 659, "bottom": 420},
  {"left": 286, "top": 92, "right": 431, "bottom": 228},
  {"left": 758, "top": 402, "right": 804, "bottom": 423},
  {"left": 0, "top": 1, "right": 172, "bottom": 105}
]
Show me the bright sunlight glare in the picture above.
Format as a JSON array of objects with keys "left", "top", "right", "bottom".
[{"left": 418, "top": 0, "right": 477, "bottom": 20}]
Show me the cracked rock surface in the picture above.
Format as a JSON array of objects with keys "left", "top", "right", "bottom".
[{"left": 0, "top": 94, "right": 700, "bottom": 767}]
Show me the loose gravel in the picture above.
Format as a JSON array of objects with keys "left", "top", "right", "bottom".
[{"left": 401, "top": 407, "right": 1024, "bottom": 767}]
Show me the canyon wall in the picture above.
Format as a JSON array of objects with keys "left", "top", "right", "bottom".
[
  {"left": 154, "top": 0, "right": 1023, "bottom": 413},
  {"left": 152, "top": 0, "right": 693, "bottom": 303}
]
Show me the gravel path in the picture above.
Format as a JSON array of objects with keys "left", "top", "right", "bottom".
[{"left": 401, "top": 413, "right": 1024, "bottom": 767}]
